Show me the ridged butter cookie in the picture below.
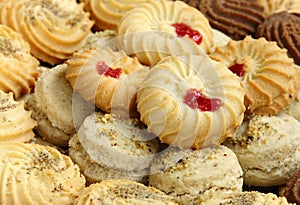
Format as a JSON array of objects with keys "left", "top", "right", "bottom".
[
  {"left": 210, "top": 36, "right": 300, "bottom": 115},
  {"left": 118, "top": 0, "right": 214, "bottom": 66},
  {"left": 0, "top": 0, "right": 94, "bottom": 65},
  {"left": 137, "top": 54, "right": 245, "bottom": 149},
  {"left": 0, "top": 142, "right": 85, "bottom": 205},
  {"left": 0, "top": 91, "right": 36, "bottom": 142},
  {"left": 0, "top": 24, "right": 39, "bottom": 99}
]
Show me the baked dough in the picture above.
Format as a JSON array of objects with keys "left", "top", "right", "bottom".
[
  {"left": 74, "top": 180, "right": 178, "bottom": 205},
  {"left": 0, "top": 24, "right": 39, "bottom": 99},
  {"left": 0, "top": 0, "right": 94, "bottom": 65},
  {"left": 0, "top": 142, "right": 85, "bottom": 205},
  {"left": 0, "top": 91, "right": 36, "bottom": 142},
  {"left": 210, "top": 36, "right": 300, "bottom": 115},
  {"left": 137, "top": 54, "right": 245, "bottom": 149},
  {"left": 118, "top": 0, "right": 214, "bottom": 66}
]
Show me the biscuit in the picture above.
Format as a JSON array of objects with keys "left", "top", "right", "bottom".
[
  {"left": 0, "top": 142, "right": 85, "bottom": 205},
  {"left": 0, "top": 24, "right": 39, "bottom": 99},
  {"left": 0, "top": 91, "right": 36, "bottom": 142}
]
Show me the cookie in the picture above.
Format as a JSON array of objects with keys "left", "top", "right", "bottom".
[{"left": 0, "top": 142, "right": 85, "bottom": 205}]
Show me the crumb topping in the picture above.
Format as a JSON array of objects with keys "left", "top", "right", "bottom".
[
  {"left": 106, "top": 183, "right": 171, "bottom": 201},
  {"left": 0, "top": 93, "right": 18, "bottom": 112},
  {"left": 227, "top": 115, "right": 273, "bottom": 147},
  {"left": 28, "top": 150, "right": 65, "bottom": 173},
  {"left": 0, "top": 37, "right": 21, "bottom": 56},
  {"left": 93, "top": 112, "right": 159, "bottom": 156}
]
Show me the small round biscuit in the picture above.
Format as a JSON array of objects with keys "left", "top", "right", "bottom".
[
  {"left": 77, "top": 112, "right": 164, "bottom": 175},
  {"left": 74, "top": 180, "right": 178, "bottom": 205},
  {"left": 199, "top": 191, "right": 292, "bottom": 205},
  {"left": 0, "top": 142, "right": 86, "bottom": 205},
  {"left": 69, "top": 134, "right": 148, "bottom": 185},
  {"left": 224, "top": 113, "right": 300, "bottom": 186},
  {"left": 149, "top": 145, "right": 243, "bottom": 204},
  {"left": 25, "top": 64, "right": 87, "bottom": 147}
]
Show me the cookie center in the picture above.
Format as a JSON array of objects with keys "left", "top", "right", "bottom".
[{"left": 184, "top": 88, "right": 223, "bottom": 112}]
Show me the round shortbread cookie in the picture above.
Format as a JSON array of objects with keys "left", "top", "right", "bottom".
[
  {"left": 77, "top": 112, "right": 164, "bottom": 175},
  {"left": 199, "top": 191, "right": 292, "bottom": 205},
  {"left": 69, "top": 134, "right": 148, "bottom": 184},
  {"left": 149, "top": 145, "right": 243, "bottom": 204},
  {"left": 25, "top": 64, "right": 78, "bottom": 147},
  {"left": 74, "top": 180, "right": 178, "bottom": 205},
  {"left": 224, "top": 113, "right": 300, "bottom": 186}
]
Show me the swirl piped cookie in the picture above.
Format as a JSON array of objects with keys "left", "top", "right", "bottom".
[
  {"left": 80, "top": 0, "right": 152, "bottom": 30},
  {"left": 257, "top": 0, "right": 300, "bottom": 17},
  {"left": 210, "top": 36, "right": 300, "bottom": 115},
  {"left": 199, "top": 0, "right": 265, "bottom": 40},
  {"left": 0, "top": 142, "right": 85, "bottom": 205},
  {"left": 137, "top": 54, "right": 245, "bottom": 149},
  {"left": 0, "top": 91, "right": 36, "bottom": 143},
  {"left": 0, "top": 0, "right": 94, "bottom": 65},
  {"left": 0, "top": 24, "right": 39, "bottom": 99},
  {"left": 66, "top": 47, "right": 147, "bottom": 113},
  {"left": 255, "top": 11, "right": 300, "bottom": 65},
  {"left": 118, "top": 0, "right": 214, "bottom": 66}
]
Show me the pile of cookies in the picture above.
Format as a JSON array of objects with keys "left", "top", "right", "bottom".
[{"left": 0, "top": 0, "right": 300, "bottom": 204}]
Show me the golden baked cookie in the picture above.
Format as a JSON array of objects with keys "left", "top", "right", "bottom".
[
  {"left": 210, "top": 36, "right": 300, "bottom": 115},
  {"left": 257, "top": 0, "right": 300, "bottom": 17},
  {"left": 200, "top": 191, "right": 292, "bottom": 205},
  {"left": 0, "top": 142, "right": 85, "bottom": 205},
  {"left": 137, "top": 54, "right": 245, "bottom": 149},
  {"left": 80, "top": 0, "right": 152, "bottom": 30},
  {"left": 0, "top": 91, "right": 36, "bottom": 142},
  {"left": 149, "top": 145, "right": 243, "bottom": 204},
  {"left": 69, "top": 134, "right": 148, "bottom": 184},
  {"left": 66, "top": 47, "right": 147, "bottom": 113},
  {"left": 0, "top": 24, "right": 39, "bottom": 99},
  {"left": 74, "top": 180, "right": 178, "bottom": 205},
  {"left": 118, "top": 0, "right": 214, "bottom": 66},
  {"left": 0, "top": 0, "right": 94, "bottom": 65},
  {"left": 76, "top": 112, "right": 163, "bottom": 174},
  {"left": 25, "top": 64, "right": 76, "bottom": 147}
]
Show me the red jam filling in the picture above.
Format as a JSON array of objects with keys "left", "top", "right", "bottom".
[
  {"left": 172, "top": 23, "right": 203, "bottom": 45},
  {"left": 96, "top": 61, "right": 122, "bottom": 79},
  {"left": 229, "top": 63, "right": 245, "bottom": 77},
  {"left": 184, "top": 88, "right": 223, "bottom": 112}
]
